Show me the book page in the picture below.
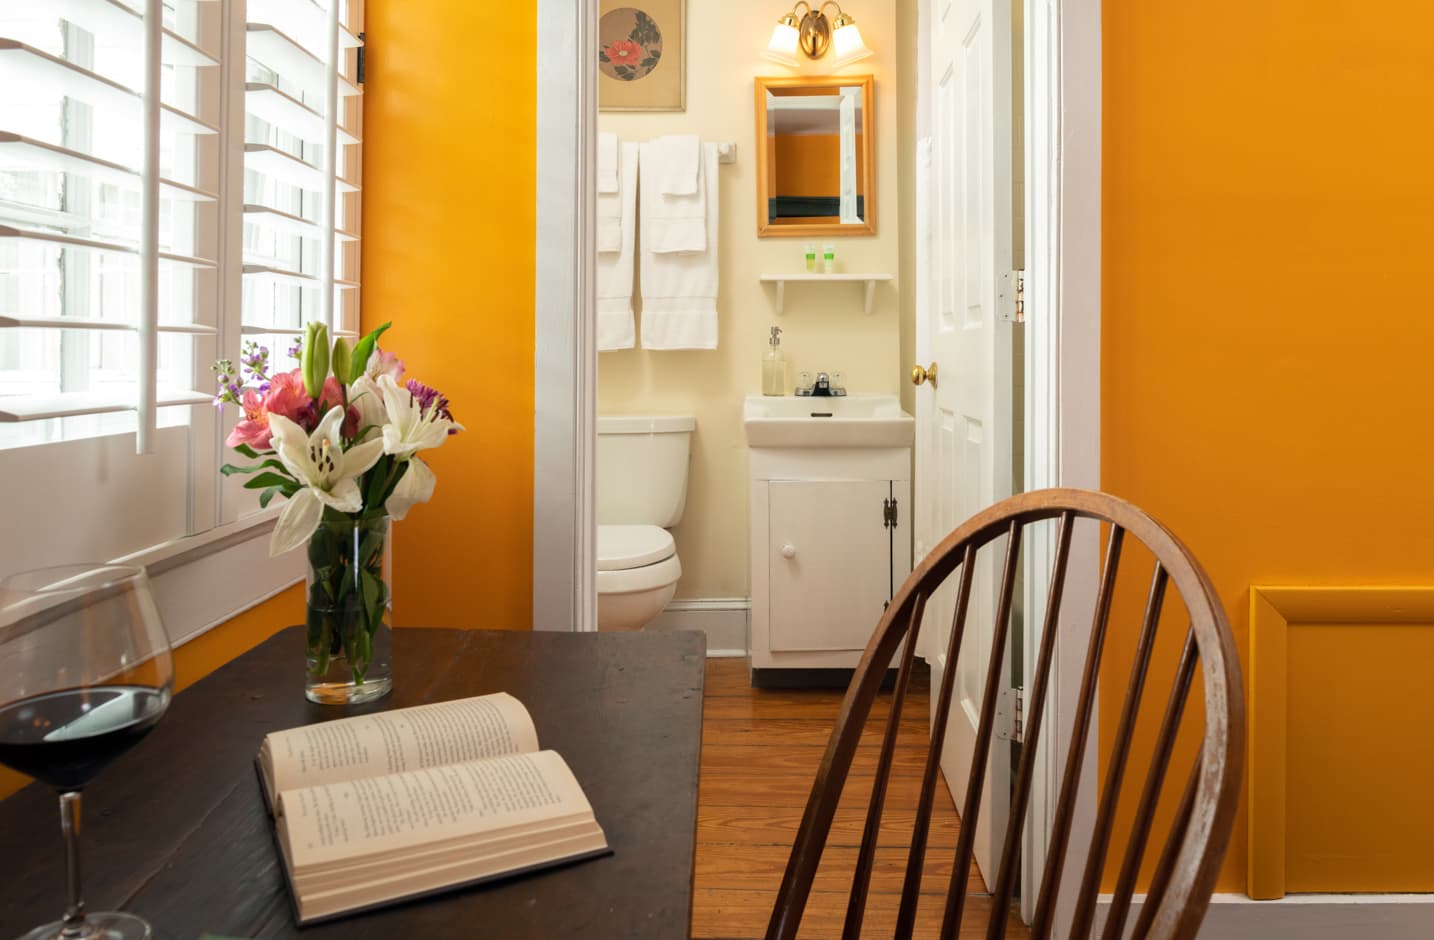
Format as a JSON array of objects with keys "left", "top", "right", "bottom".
[
  {"left": 263, "top": 693, "right": 539, "bottom": 795},
  {"left": 279, "top": 750, "right": 594, "bottom": 869}
]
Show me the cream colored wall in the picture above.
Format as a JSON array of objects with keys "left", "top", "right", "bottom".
[{"left": 598, "top": 1, "right": 902, "bottom": 599}]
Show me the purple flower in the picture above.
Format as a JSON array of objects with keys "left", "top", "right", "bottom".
[{"left": 405, "top": 378, "right": 458, "bottom": 432}]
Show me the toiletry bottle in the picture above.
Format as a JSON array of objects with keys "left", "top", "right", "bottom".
[
  {"left": 804, "top": 243, "right": 817, "bottom": 273},
  {"left": 823, "top": 243, "right": 836, "bottom": 273},
  {"left": 762, "top": 326, "right": 786, "bottom": 396}
]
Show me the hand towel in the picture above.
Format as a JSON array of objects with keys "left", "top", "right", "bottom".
[
  {"left": 658, "top": 134, "right": 701, "bottom": 196},
  {"left": 597, "top": 132, "right": 619, "bottom": 194},
  {"left": 597, "top": 133, "right": 623, "bottom": 254},
  {"left": 640, "top": 142, "right": 719, "bottom": 350},
  {"left": 640, "top": 137, "right": 707, "bottom": 254},
  {"left": 597, "top": 142, "right": 638, "bottom": 351}
]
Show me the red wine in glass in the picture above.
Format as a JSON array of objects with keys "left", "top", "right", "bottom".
[{"left": 0, "top": 565, "right": 173, "bottom": 940}]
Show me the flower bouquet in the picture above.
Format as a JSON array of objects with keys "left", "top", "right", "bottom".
[{"left": 213, "top": 322, "right": 460, "bottom": 703}]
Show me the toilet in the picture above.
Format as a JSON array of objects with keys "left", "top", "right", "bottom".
[{"left": 596, "top": 415, "right": 695, "bottom": 631}]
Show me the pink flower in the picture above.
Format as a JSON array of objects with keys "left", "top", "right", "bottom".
[
  {"left": 263, "top": 371, "right": 311, "bottom": 426},
  {"left": 225, "top": 388, "right": 275, "bottom": 449},
  {"left": 605, "top": 40, "right": 642, "bottom": 67},
  {"left": 366, "top": 348, "right": 405, "bottom": 381},
  {"left": 318, "top": 376, "right": 360, "bottom": 439}
]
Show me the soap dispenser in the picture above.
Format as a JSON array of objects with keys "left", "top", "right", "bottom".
[{"left": 762, "top": 326, "right": 786, "bottom": 396}]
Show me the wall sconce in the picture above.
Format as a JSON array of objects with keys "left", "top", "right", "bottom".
[{"left": 763, "top": 2, "right": 872, "bottom": 69}]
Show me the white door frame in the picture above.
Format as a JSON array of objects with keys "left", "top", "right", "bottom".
[
  {"left": 1020, "top": 0, "right": 1102, "bottom": 928},
  {"left": 532, "top": 0, "right": 598, "bottom": 632}
]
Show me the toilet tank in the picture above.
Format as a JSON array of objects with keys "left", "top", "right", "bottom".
[{"left": 597, "top": 415, "right": 695, "bottom": 527}]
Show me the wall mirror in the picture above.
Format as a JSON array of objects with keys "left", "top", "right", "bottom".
[{"left": 755, "top": 75, "right": 875, "bottom": 237}]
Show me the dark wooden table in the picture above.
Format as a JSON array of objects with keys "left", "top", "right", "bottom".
[{"left": 0, "top": 627, "right": 707, "bottom": 939}]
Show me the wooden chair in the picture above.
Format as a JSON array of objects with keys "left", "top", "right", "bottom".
[{"left": 765, "top": 489, "right": 1244, "bottom": 940}]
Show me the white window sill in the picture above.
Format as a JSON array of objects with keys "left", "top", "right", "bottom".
[{"left": 116, "top": 507, "right": 304, "bottom": 648}]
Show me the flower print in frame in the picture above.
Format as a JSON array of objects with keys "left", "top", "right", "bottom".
[{"left": 598, "top": 1, "right": 685, "bottom": 111}]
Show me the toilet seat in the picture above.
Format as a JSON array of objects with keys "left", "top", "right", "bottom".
[{"left": 597, "top": 524, "right": 681, "bottom": 595}]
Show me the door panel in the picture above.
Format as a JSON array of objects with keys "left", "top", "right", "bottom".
[
  {"left": 918, "top": 0, "right": 1014, "bottom": 893},
  {"left": 768, "top": 480, "right": 893, "bottom": 653}
]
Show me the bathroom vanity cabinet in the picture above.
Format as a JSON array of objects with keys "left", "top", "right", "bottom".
[{"left": 748, "top": 444, "right": 912, "bottom": 672}]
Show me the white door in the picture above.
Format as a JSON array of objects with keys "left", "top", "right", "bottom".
[{"left": 915, "top": 0, "right": 1015, "bottom": 892}]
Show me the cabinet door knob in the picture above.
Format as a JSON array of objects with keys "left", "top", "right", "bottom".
[{"left": 781, "top": 543, "right": 797, "bottom": 559}]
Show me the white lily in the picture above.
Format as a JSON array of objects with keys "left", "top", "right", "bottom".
[
  {"left": 378, "top": 373, "right": 463, "bottom": 458},
  {"left": 385, "top": 457, "right": 436, "bottom": 521},
  {"left": 347, "top": 374, "right": 387, "bottom": 444},
  {"left": 268, "top": 406, "right": 386, "bottom": 556}
]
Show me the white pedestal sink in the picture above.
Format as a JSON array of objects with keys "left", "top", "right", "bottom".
[{"left": 742, "top": 394, "right": 914, "bottom": 448}]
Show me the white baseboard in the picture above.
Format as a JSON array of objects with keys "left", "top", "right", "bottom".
[
  {"left": 1095, "top": 892, "right": 1434, "bottom": 939},
  {"left": 646, "top": 597, "right": 749, "bottom": 657}
]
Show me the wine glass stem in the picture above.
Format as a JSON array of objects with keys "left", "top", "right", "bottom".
[{"left": 58, "top": 791, "right": 87, "bottom": 937}]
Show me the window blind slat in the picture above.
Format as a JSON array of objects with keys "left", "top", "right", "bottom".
[
  {"left": 45, "top": 0, "right": 220, "bottom": 68},
  {"left": 243, "top": 82, "right": 357, "bottom": 146},
  {"left": 245, "top": 25, "right": 358, "bottom": 98},
  {"left": 0, "top": 315, "right": 217, "bottom": 335},
  {"left": 0, "top": 40, "right": 218, "bottom": 135},
  {"left": 0, "top": 133, "right": 218, "bottom": 200},
  {"left": 0, "top": 390, "right": 211, "bottom": 423},
  {"left": 0, "top": 225, "right": 217, "bottom": 268}
]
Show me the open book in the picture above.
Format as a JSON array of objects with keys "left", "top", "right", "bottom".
[{"left": 255, "top": 693, "right": 610, "bottom": 924}]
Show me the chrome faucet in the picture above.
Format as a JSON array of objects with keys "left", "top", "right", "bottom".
[{"left": 795, "top": 371, "right": 846, "bottom": 397}]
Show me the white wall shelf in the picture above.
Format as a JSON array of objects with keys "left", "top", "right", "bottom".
[{"left": 759, "top": 273, "right": 894, "bottom": 315}]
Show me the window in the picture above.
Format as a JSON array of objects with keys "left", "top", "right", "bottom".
[{"left": 0, "top": 0, "right": 364, "bottom": 641}]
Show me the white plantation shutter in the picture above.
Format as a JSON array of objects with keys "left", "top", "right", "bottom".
[{"left": 0, "top": 0, "right": 365, "bottom": 637}]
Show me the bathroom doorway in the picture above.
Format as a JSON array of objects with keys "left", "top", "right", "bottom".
[{"left": 531, "top": 0, "right": 1102, "bottom": 931}]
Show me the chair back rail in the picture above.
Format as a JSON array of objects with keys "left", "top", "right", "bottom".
[{"left": 764, "top": 488, "right": 1244, "bottom": 940}]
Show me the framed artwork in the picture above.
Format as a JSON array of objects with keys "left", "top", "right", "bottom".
[{"left": 598, "top": 1, "right": 685, "bottom": 112}]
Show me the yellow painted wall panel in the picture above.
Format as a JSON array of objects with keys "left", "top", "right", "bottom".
[
  {"left": 360, "top": 0, "right": 536, "bottom": 629},
  {"left": 1285, "top": 622, "right": 1434, "bottom": 891},
  {"left": 1103, "top": 1, "right": 1434, "bottom": 892}
]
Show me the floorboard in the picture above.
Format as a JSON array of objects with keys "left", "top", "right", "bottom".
[{"left": 695, "top": 659, "right": 1030, "bottom": 939}]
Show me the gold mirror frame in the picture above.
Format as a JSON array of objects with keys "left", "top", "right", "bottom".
[{"left": 755, "top": 74, "right": 876, "bottom": 238}]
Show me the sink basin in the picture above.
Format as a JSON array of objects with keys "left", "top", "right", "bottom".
[{"left": 743, "top": 394, "right": 914, "bottom": 448}]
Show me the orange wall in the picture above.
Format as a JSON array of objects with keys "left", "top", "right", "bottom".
[
  {"left": 772, "top": 134, "right": 866, "bottom": 198},
  {"left": 359, "top": 0, "right": 536, "bottom": 630},
  {"left": 1102, "top": 2, "right": 1434, "bottom": 892}
]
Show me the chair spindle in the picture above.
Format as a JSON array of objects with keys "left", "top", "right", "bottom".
[
  {"left": 985, "top": 511, "right": 1077, "bottom": 940},
  {"left": 843, "top": 592, "right": 929, "bottom": 939},
  {"left": 1031, "top": 526, "right": 1127, "bottom": 936},
  {"left": 941, "top": 522, "right": 1023, "bottom": 939},
  {"left": 1069, "top": 564, "right": 1170, "bottom": 937},
  {"left": 896, "top": 544, "right": 977, "bottom": 938}
]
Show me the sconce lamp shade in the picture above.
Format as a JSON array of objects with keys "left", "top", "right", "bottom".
[
  {"left": 763, "top": 16, "right": 802, "bottom": 67},
  {"left": 829, "top": 15, "right": 872, "bottom": 68}
]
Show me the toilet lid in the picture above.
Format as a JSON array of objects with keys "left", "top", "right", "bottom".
[{"left": 597, "top": 524, "right": 675, "bottom": 571}]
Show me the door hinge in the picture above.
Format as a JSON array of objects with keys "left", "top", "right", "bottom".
[
  {"left": 996, "top": 687, "right": 1024, "bottom": 743},
  {"left": 999, "top": 269, "right": 1026, "bottom": 324},
  {"left": 356, "top": 32, "right": 366, "bottom": 84},
  {"left": 882, "top": 497, "right": 898, "bottom": 529}
]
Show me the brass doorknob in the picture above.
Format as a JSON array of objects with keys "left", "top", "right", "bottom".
[{"left": 911, "top": 362, "right": 938, "bottom": 388}]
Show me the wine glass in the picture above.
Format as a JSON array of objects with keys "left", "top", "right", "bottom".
[{"left": 0, "top": 565, "right": 173, "bottom": 940}]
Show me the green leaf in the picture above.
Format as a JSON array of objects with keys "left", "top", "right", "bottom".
[
  {"left": 232, "top": 443, "right": 262, "bottom": 460},
  {"left": 241, "top": 471, "right": 300, "bottom": 493},
  {"left": 258, "top": 485, "right": 283, "bottom": 508},
  {"left": 221, "top": 458, "right": 287, "bottom": 477},
  {"left": 347, "top": 322, "right": 392, "bottom": 383}
]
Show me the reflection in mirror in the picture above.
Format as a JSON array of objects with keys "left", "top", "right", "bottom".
[{"left": 756, "top": 75, "right": 875, "bottom": 237}]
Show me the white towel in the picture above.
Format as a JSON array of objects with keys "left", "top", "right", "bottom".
[
  {"left": 597, "top": 133, "right": 623, "bottom": 254},
  {"left": 640, "top": 137, "right": 707, "bottom": 254},
  {"left": 640, "top": 142, "right": 719, "bottom": 350},
  {"left": 597, "top": 142, "right": 638, "bottom": 351},
  {"left": 597, "top": 132, "right": 619, "bottom": 194},
  {"left": 659, "top": 134, "right": 701, "bottom": 196}
]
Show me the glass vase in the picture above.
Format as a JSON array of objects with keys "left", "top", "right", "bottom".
[{"left": 305, "top": 512, "right": 393, "bottom": 704}]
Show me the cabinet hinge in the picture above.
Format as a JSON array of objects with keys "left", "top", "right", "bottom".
[
  {"left": 995, "top": 687, "right": 1024, "bottom": 743},
  {"left": 882, "top": 497, "right": 898, "bottom": 529},
  {"left": 999, "top": 269, "right": 1026, "bottom": 324},
  {"left": 356, "top": 32, "right": 366, "bottom": 84}
]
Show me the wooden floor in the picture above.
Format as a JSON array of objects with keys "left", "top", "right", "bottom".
[{"left": 695, "top": 659, "right": 1030, "bottom": 939}]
